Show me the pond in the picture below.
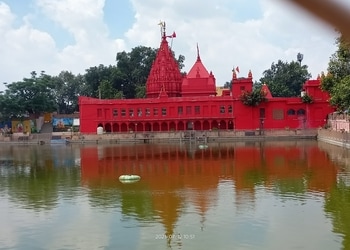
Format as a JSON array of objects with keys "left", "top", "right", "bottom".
[{"left": 0, "top": 140, "right": 349, "bottom": 250}]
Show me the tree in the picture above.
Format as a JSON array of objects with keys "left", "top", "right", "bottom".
[
  {"left": 135, "top": 85, "right": 146, "bottom": 98},
  {"left": 321, "top": 34, "right": 350, "bottom": 111},
  {"left": 0, "top": 71, "right": 57, "bottom": 118},
  {"left": 328, "top": 76, "right": 350, "bottom": 111},
  {"left": 0, "top": 92, "right": 18, "bottom": 120},
  {"left": 52, "top": 71, "right": 83, "bottom": 114},
  {"left": 239, "top": 88, "right": 268, "bottom": 106},
  {"left": 84, "top": 64, "right": 116, "bottom": 98},
  {"left": 116, "top": 46, "right": 157, "bottom": 99},
  {"left": 175, "top": 54, "right": 185, "bottom": 71},
  {"left": 223, "top": 81, "right": 231, "bottom": 89},
  {"left": 259, "top": 60, "right": 311, "bottom": 97},
  {"left": 98, "top": 79, "right": 117, "bottom": 99}
]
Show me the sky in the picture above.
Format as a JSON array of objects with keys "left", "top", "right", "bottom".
[{"left": 0, "top": 0, "right": 349, "bottom": 92}]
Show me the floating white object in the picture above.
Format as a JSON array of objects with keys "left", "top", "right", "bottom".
[
  {"left": 198, "top": 144, "right": 208, "bottom": 149},
  {"left": 119, "top": 175, "right": 141, "bottom": 183}
]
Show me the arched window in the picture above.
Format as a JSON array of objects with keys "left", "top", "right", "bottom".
[
  {"left": 287, "top": 109, "right": 296, "bottom": 115},
  {"left": 228, "top": 105, "right": 233, "bottom": 113},
  {"left": 297, "top": 109, "right": 306, "bottom": 115}
]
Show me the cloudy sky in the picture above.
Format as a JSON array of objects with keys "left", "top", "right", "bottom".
[{"left": 0, "top": 0, "right": 348, "bottom": 92}]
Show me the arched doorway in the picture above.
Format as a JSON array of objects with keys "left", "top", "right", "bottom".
[
  {"left": 228, "top": 120, "right": 234, "bottom": 130},
  {"left": 203, "top": 120, "right": 210, "bottom": 130},
  {"left": 194, "top": 121, "right": 201, "bottom": 130},
  {"left": 105, "top": 123, "right": 112, "bottom": 133},
  {"left": 113, "top": 123, "right": 119, "bottom": 132},
  {"left": 120, "top": 123, "right": 128, "bottom": 132},
  {"left": 161, "top": 122, "right": 168, "bottom": 131},
  {"left": 169, "top": 122, "right": 176, "bottom": 131},
  {"left": 178, "top": 121, "right": 185, "bottom": 131},
  {"left": 145, "top": 123, "right": 152, "bottom": 131},
  {"left": 153, "top": 122, "right": 160, "bottom": 131}
]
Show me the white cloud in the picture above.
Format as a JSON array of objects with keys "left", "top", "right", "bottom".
[
  {"left": 126, "top": 0, "right": 338, "bottom": 84},
  {"left": 0, "top": 2, "right": 57, "bottom": 87},
  {"left": 0, "top": 0, "right": 125, "bottom": 91},
  {"left": 0, "top": 0, "right": 341, "bottom": 92},
  {"left": 0, "top": 2, "right": 13, "bottom": 29},
  {"left": 36, "top": 0, "right": 126, "bottom": 74}
]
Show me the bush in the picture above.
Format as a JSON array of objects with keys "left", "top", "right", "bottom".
[{"left": 240, "top": 89, "right": 268, "bottom": 106}]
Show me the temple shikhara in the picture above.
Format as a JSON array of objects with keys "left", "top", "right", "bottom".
[{"left": 78, "top": 23, "right": 334, "bottom": 134}]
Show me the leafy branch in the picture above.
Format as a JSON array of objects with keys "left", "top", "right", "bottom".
[
  {"left": 240, "top": 89, "right": 267, "bottom": 106},
  {"left": 301, "top": 93, "right": 313, "bottom": 103}
]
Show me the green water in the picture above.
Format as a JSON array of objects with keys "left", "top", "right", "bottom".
[{"left": 0, "top": 141, "right": 349, "bottom": 250}]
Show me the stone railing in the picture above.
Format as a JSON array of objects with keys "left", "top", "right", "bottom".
[{"left": 327, "top": 113, "right": 350, "bottom": 132}]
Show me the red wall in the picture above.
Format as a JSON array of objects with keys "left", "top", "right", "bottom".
[{"left": 79, "top": 78, "right": 334, "bottom": 133}]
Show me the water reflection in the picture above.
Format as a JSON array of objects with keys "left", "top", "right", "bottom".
[
  {"left": 0, "top": 145, "right": 80, "bottom": 211},
  {"left": 0, "top": 141, "right": 349, "bottom": 249},
  {"left": 79, "top": 141, "right": 345, "bottom": 249}
]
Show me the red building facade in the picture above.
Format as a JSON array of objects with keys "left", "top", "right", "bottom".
[{"left": 79, "top": 24, "right": 334, "bottom": 134}]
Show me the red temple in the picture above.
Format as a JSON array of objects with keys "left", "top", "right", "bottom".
[{"left": 78, "top": 23, "right": 334, "bottom": 134}]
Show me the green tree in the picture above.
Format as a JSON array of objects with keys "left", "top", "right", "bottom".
[
  {"left": 223, "top": 81, "right": 231, "bottom": 89},
  {"left": 0, "top": 91, "right": 18, "bottom": 120},
  {"left": 259, "top": 60, "right": 311, "bottom": 97},
  {"left": 98, "top": 79, "right": 117, "bottom": 99},
  {"left": 239, "top": 88, "right": 268, "bottom": 106},
  {"left": 114, "top": 90, "right": 124, "bottom": 99},
  {"left": 0, "top": 71, "right": 56, "bottom": 118},
  {"left": 84, "top": 64, "right": 116, "bottom": 98},
  {"left": 175, "top": 54, "right": 185, "bottom": 71},
  {"left": 135, "top": 85, "right": 146, "bottom": 98},
  {"left": 116, "top": 46, "right": 157, "bottom": 99},
  {"left": 328, "top": 76, "right": 350, "bottom": 110},
  {"left": 52, "top": 71, "right": 83, "bottom": 114},
  {"left": 321, "top": 35, "right": 350, "bottom": 111}
]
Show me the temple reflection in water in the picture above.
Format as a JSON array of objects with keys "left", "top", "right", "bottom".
[
  {"left": 1, "top": 141, "right": 350, "bottom": 249},
  {"left": 80, "top": 141, "right": 339, "bottom": 241}
]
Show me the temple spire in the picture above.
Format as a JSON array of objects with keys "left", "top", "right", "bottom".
[
  {"left": 146, "top": 21, "right": 182, "bottom": 98},
  {"left": 197, "top": 43, "right": 201, "bottom": 61}
]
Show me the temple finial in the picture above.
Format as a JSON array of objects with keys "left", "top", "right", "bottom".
[
  {"left": 196, "top": 43, "right": 200, "bottom": 61},
  {"left": 232, "top": 67, "right": 237, "bottom": 79},
  {"left": 158, "top": 21, "right": 166, "bottom": 39},
  {"left": 248, "top": 70, "right": 252, "bottom": 78}
]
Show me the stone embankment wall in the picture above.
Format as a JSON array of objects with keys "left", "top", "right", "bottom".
[
  {"left": 317, "top": 128, "right": 350, "bottom": 149},
  {"left": 69, "top": 129, "right": 317, "bottom": 144},
  {"left": 1, "top": 128, "right": 347, "bottom": 147},
  {"left": 318, "top": 113, "right": 350, "bottom": 148},
  {"left": 0, "top": 129, "right": 318, "bottom": 145}
]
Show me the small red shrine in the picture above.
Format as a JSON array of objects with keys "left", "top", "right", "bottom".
[
  {"left": 182, "top": 45, "right": 216, "bottom": 97},
  {"left": 78, "top": 23, "right": 334, "bottom": 134}
]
